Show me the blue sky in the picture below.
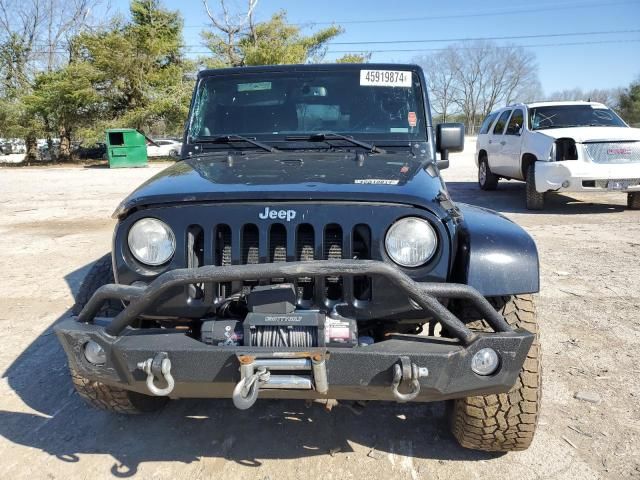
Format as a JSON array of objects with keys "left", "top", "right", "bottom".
[{"left": 110, "top": 0, "right": 640, "bottom": 94}]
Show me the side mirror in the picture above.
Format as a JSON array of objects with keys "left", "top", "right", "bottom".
[{"left": 436, "top": 123, "right": 464, "bottom": 169}]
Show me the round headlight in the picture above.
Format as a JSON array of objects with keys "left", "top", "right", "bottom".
[
  {"left": 385, "top": 217, "right": 437, "bottom": 267},
  {"left": 128, "top": 218, "right": 176, "bottom": 266}
]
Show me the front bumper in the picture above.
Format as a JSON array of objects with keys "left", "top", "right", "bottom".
[
  {"left": 55, "top": 260, "right": 535, "bottom": 403},
  {"left": 535, "top": 160, "right": 640, "bottom": 193}
]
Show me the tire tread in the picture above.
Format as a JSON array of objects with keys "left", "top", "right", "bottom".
[
  {"left": 69, "top": 254, "right": 167, "bottom": 414},
  {"left": 525, "top": 163, "right": 545, "bottom": 210},
  {"left": 451, "top": 294, "right": 541, "bottom": 452}
]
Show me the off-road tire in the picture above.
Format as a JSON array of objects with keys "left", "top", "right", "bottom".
[
  {"left": 525, "top": 163, "right": 545, "bottom": 210},
  {"left": 628, "top": 192, "right": 640, "bottom": 210},
  {"left": 478, "top": 156, "right": 499, "bottom": 191},
  {"left": 72, "top": 253, "right": 122, "bottom": 316},
  {"left": 451, "top": 294, "right": 541, "bottom": 452},
  {"left": 71, "top": 369, "right": 168, "bottom": 414},
  {"left": 69, "top": 254, "right": 167, "bottom": 414}
]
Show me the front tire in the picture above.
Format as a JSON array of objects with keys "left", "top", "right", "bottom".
[
  {"left": 478, "top": 156, "right": 499, "bottom": 191},
  {"left": 628, "top": 192, "right": 640, "bottom": 210},
  {"left": 450, "top": 294, "right": 541, "bottom": 452},
  {"left": 72, "top": 254, "right": 122, "bottom": 316},
  {"left": 69, "top": 254, "right": 168, "bottom": 414},
  {"left": 71, "top": 369, "right": 168, "bottom": 414},
  {"left": 525, "top": 163, "right": 545, "bottom": 210}
]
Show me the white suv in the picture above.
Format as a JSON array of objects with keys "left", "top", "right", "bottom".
[{"left": 475, "top": 101, "right": 640, "bottom": 210}]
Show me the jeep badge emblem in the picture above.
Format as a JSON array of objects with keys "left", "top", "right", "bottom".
[{"left": 259, "top": 207, "right": 297, "bottom": 222}]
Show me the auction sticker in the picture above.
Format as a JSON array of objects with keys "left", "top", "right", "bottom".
[{"left": 360, "top": 70, "right": 412, "bottom": 87}]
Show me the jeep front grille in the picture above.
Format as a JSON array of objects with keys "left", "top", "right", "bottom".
[
  {"left": 584, "top": 141, "right": 640, "bottom": 164},
  {"left": 200, "top": 221, "right": 373, "bottom": 308}
]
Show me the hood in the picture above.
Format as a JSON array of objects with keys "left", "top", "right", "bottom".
[
  {"left": 536, "top": 126, "right": 640, "bottom": 143},
  {"left": 113, "top": 151, "right": 447, "bottom": 218}
]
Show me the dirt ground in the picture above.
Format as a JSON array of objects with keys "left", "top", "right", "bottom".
[{"left": 1, "top": 141, "right": 639, "bottom": 479}]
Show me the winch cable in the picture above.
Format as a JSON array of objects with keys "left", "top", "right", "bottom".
[{"left": 251, "top": 326, "right": 317, "bottom": 347}]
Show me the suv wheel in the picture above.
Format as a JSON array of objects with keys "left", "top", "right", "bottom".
[
  {"left": 69, "top": 254, "right": 168, "bottom": 414},
  {"left": 525, "top": 163, "right": 545, "bottom": 210},
  {"left": 628, "top": 192, "right": 640, "bottom": 210},
  {"left": 450, "top": 294, "right": 541, "bottom": 452},
  {"left": 478, "top": 156, "right": 499, "bottom": 190},
  {"left": 72, "top": 254, "right": 122, "bottom": 316}
]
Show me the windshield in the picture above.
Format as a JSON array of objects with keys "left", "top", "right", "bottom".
[
  {"left": 529, "top": 105, "right": 627, "bottom": 130},
  {"left": 187, "top": 68, "right": 427, "bottom": 145}
]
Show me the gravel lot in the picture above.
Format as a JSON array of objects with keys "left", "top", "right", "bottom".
[{"left": 1, "top": 141, "right": 639, "bottom": 479}]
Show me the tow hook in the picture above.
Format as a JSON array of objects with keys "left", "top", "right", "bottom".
[
  {"left": 137, "top": 352, "right": 175, "bottom": 396},
  {"left": 391, "top": 356, "right": 428, "bottom": 403},
  {"left": 232, "top": 364, "right": 271, "bottom": 410},
  {"left": 231, "top": 354, "right": 328, "bottom": 410}
]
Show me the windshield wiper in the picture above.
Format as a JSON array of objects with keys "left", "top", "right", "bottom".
[
  {"left": 286, "top": 132, "right": 386, "bottom": 154},
  {"left": 193, "top": 135, "right": 279, "bottom": 153}
]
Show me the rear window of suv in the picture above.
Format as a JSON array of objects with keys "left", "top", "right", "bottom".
[{"left": 479, "top": 112, "right": 498, "bottom": 135}]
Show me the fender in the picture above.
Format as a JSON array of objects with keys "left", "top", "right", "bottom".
[{"left": 452, "top": 203, "right": 539, "bottom": 296}]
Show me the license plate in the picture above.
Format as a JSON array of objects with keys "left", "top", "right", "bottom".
[{"left": 607, "top": 180, "right": 632, "bottom": 191}]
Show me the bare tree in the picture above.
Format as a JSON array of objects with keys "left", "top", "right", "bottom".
[
  {"left": 201, "top": 0, "right": 258, "bottom": 67},
  {"left": 42, "top": 0, "right": 97, "bottom": 71},
  {"left": 415, "top": 41, "right": 540, "bottom": 134},
  {"left": 419, "top": 50, "right": 458, "bottom": 123},
  {"left": 0, "top": 0, "right": 102, "bottom": 78},
  {"left": 0, "top": 0, "right": 103, "bottom": 159}
]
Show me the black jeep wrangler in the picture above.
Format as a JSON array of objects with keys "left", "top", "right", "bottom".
[{"left": 56, "top": 64, "right": 541, "bottom": 452}]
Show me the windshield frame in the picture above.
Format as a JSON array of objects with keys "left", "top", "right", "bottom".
[
  {"left": 528, "top": 104, "right": 628, "bottom": 131},
  {"left": 185, "top": 65, "right": 431, "bottom": 149}
]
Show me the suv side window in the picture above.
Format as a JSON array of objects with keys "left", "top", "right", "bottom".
[
  {"left": 492, "top": 110, "right": 511, "bottom": 135},
  {"left": 505, "top": 109, "right": 524, "bottom": 135},
  {"left": 479, "top": 113, "right": 498, "bottom": 135}
]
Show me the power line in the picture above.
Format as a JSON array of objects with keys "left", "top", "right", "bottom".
[
  {"left": 31, "top": 28, "right": 633, "bottom": 49},
  {"left": 328, "top": 29, "right": 640, "bottom": 45},
  {"left": 324, "top": 38, "right": 640, "bottom": 54},
  {"left": 294, "top": 0, "right": 639, "bottom": 25},
  {"left": 24, "top": 34, "right": 640, "bottom": 55},
  {"left": 182, "top": 0, "right": 639, "bottom": 28}
]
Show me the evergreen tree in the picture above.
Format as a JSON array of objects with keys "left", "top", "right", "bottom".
[{"left": 618, "top": 80, "right": 640, "bottom": 126}]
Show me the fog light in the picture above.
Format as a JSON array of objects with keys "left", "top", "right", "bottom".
[
  {"left": 562, "top": 180, "right": 570, "bottom": 188},
  {"left": 471, "top": 348, "right": 499, "bottom": 376},
  {"left": 84, "top": 341, "right": 106, "bottom": 365}
]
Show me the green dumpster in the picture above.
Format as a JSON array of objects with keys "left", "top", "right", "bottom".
[{"left": 105, "top": 129, "right": 148, "bottom": 168}]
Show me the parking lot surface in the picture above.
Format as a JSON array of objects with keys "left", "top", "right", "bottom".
[{"left": 1, "top": 142, "right": 639, "bottom": 479}]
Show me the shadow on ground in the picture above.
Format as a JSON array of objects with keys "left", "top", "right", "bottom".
[
  {"left": 1, "top": 262, "right": 497, "bottom": 477},
  {"left": 446, "top": 181, "right": 627, "bottom": 214}
]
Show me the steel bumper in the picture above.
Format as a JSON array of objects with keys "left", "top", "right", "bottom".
[
  {"left": 55, "top": 260, "right": 535, "bottom": 402},
  {"left": 56, "top": 318, "right": 533, "bottom": 402}
]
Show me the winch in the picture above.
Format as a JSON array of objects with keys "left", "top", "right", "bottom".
[
  {"left": 200, "top": 283, "right": 358, "bottom": 348},
  {"left": 197, "top": 283, "right": 358, "bottom": 409}
]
